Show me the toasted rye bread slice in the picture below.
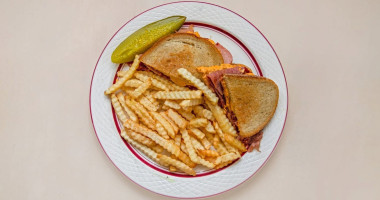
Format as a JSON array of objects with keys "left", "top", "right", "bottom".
[
  {"left": 221, "top": 74, "right": 279, "bottom": 138},
  {"left": 140, "top": 33, "right": 224, "bottom": 86}
]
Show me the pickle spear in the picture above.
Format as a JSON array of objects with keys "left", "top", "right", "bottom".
[{"left": 111, "top": 16, "right": 186, "bottom": 63}]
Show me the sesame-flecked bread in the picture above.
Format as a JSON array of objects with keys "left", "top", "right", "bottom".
[
  {"left": 221, "top": 74, "right": 279, "bottom": 138},
  {"left": 140, "top": 33, "right": 224, "bottom": 86}
]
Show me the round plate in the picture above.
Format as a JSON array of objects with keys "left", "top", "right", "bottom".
[{"left": 90, "top": 1, "right": 288, "bottom": 198}]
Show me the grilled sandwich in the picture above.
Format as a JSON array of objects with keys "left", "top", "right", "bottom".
[
  {"left": 201, "top": 64, "right": 279, "bottom": 151},
  {"left": 140, "top": 33, "right": 224, "bottom": 86},
  {"left": 221, "top": 74, "right": 279, "bottom": 138}
]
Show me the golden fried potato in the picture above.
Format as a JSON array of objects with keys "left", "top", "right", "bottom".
[
  {"left": 130, "top": 78, "right": 152, "bottom": 99},
  {"left": 205, "top": 100, "right": 237, "bottom": 137},
  {"left": 157, "top": 154, "right": 196, "bottom": 176},
  {"left": 177, "top": 68, "right": 218, "bottom": 104},
  {"left": 167, "top": 109, "right": 188, "bottom": 129},
  {"left": 154, "top": 91, "right": 202, "bottom": 100},
  {"left": 105, "top": 55, "right": 140, "bottom": 94},
  {"left": 134, "top": 72, "right": 169, "bottom": 91},
  {"left": 188, "top": 118, "right": 208, "bottom": 128}
]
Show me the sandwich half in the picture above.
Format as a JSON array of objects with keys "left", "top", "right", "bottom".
[
  {"left": 221, "top": 74, "right": 279, "bottom": 138},
  {"left": 140, "top": 33, "right": 224, "bottom": 86}
]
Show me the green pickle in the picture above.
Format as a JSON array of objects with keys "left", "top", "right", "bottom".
[{"left": 111, "top": 16, "right": 186, "bottom": 63}]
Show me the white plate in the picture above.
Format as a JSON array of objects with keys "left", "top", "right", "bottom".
[{"left": 90, "top": 1, "right": 288, "bottom": 198}]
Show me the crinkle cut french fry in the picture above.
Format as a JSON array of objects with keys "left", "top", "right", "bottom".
[
  {"left": 224, "top": 133, "right": 247, "bottom": 152},
  {"left": 215, "top": 152, "right": 241, "bottom": 169},
  {"left": 167, "top": 139, "right": 195, "bottom": 168},
  {"left": 150, "top": 112, "right": 175, "bottom": 139},
  {"left": 201, "top": 132, "right": 213, "bottom": 150},
  {"left": 204, "top": 131, "right": 214, "bottom": 144},
  {"left": 181, "top": 129, "right": 214, "bottom": 168},
  {"left": 144, "top": 90, "right": 160, "bottom": 107},
  {"left": 181, "top": 105, "right": 192, "bottom": 112},
  {"left": 203, "top": 109, "right": 214, "bottom": 120},
  {"left": 122, "top": 88, "right": 135, "bottom": 96},
  {"left": 189, "top": 118, "right": 208, "bottom": 128},
  {"left": 136, "top": 111, "right": 155, "bottom": 130},
  {"left": 154, "top": 91, "right": 202, "bottom": 100},
  {"left": 200, "top": 137, "right": 211, "bottom": 150},
  {"left": 190, "top": 136, "right": 205, "bottom": 150},
  {"left": 193, "top": 105, "right": 214, "bottom": 120},
  {"left": 164, "top": 100, "right": 181, "bottom": 110},
  {"left": 177, "top": 68, "right": 219, "bottom": 104},
  {"left": 198, "top": 149, "right": 219, "bottom": 158},
  {"left": 180, "top": 99, "right": 203, "bottom": 107},
  {"left": 151, "top": 145, "right": 164, "bottom": 153},
  {"left": 214, "top": 122, "right": 239, "bottom": 154},
  {"left": 178, "top": 150, "right": 196, "bottom": 168},
  {"left": 123, "top": 120, "right": 181, "bottom": 157},
  {"left": 213, "top": 134, "right": 228, "bottom": 156},
  {"left": 197, "top": 155, "right": 215, "bottom": 168},
  {"left": 116, "top": 93, "right": 138, "bottom": 122},
  {"left": 120, "top": 130, "right": 166, "bottom": 166},
  {"left": 137, "top": 71, "right": 189, "bottom": 91},
  {"left": 117, "top": 67, "right": 136, "bottom": 77},
  {"left": 130, "top": 78, "right": 152, "bottom": 99},
  {"left": 117, "top": 70, "right": 127, "bottom": 77},
  {"left": 214, "top": 152, "right": 240, "bottom": 166},
  {"left": 157, "top": 154, "right": 196, "bottom": 176},
  {"left": 205, "top": 100, "right": 237, "bottom": 137},
  {"left": 169, "top": 165, "right": 177, "bottom": 172},
  {"left": 204, "top": 157, "right": 217, "bottom": 164},
  {"left": 124, "top": 79, "right": 143, "bottom": 88},
  {"left": 204, "top": 121, "right": 216, "bottom": 133},
  {"left": 125, "top": 100, "right": 154, "bottom": 130},
  {"left": 125, "top": 79, "right": 162, "bottom": 94},
  {"left": 111, "top": 94, "right": 128, "bottom": 123},
  {"left": 125, "top": 97, "right": 155, "bottom": 129},
  {"left": 180, "top": 141, "right": 188, "bottom": 154},
  {"left": 134, "top": 72, "right": 169, "bottom": 91},
  {"left": 159, "top": 112, "right": 179, "bottom": 134},
  {"left": 167, "top": 109, "right": 188, "bottom": 129},
  {"left": 215, "top": 159, "right": 236, "bottom": 169},
  {"left": 121, "top": 129, "right": 155, "bottom": 147},
  {"left": 193, "top": 105, "right": 204, "bottom": 117},
  {"left": 188, "top": 128, "right": 205, "bottom": 140},
  {"left": 177, "top": 110, "right": 195, "bottom": 121},
  {"left": 105, "top": 55, "right": 140, "bottom": 94},
  {"left": 138, "top": 96, "right": 159, "bottom": 112},
  {"left": 181, "top": 129, "right": 199, "bottom": 163},
  {"left": 155, "top": 123, "right": 169, "bottom": 139},
  {"left": 174, "top": 135, "right": 182, "bottom": 146}
]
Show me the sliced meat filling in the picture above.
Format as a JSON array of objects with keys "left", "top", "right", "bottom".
[
  {"left": 206, "top": 66, "right": 250, "bottom": 107},
  {"left": 239, "top": 131, "right": 263, "bottom": 152},
  {"left": 215, "top": 43, "right": 233, "bottom": 64}
]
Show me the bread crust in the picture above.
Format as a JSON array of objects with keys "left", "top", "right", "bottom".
[
  {"left": 222, "top": 74, "right": 279, "bottom": 138},
  {"left": 140, "top": 33, "right": 224, "bottom": 86}
]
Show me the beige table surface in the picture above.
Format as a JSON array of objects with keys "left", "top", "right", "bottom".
[{"left": 1, "top": 0, "right": 379, "bottom": 199}]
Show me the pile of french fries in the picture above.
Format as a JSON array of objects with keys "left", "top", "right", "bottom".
[{"left": 105, "top": 55, "right": 247, "bottom": 176}]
